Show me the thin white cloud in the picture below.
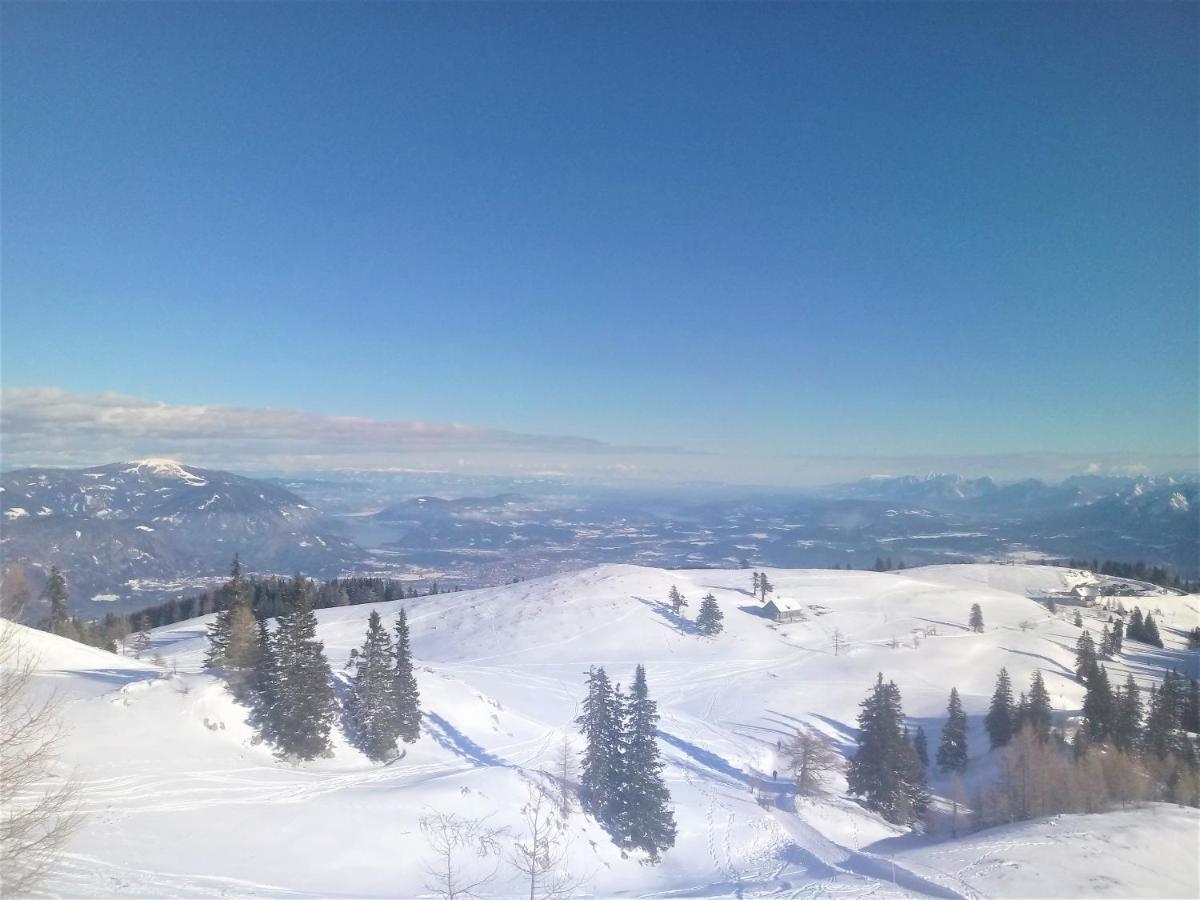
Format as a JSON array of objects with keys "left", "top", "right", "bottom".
[{"left": 1, "top": 387, "right": 1193, "bottom": 485}]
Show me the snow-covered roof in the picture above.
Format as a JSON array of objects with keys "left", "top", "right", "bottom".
[{"left": 764, "top": 596, "right": 803, "bottom": 612}]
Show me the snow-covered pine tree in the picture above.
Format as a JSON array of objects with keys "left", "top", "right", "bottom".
[
  {"left": 618, "top": 665, "right": 676, "bottom": 862},
  {"left": 968, "top": 603, "right": 984, "bottom": 633},
  {"left": 392, "top": 608, "right": 421, "bottom": 744},
  {"left": 936, "top": 687, "right": 968, "bottom": 773},
  {"left": 695, "top": 593, "right": 724, "bottom": 635},
  {"left": 847, "top": 674, "right": 928, "bottom": 825},
  {"left": 1026, "top": 670, "right": 1052, "bottom": 739},
  {"left": 985, "top": 668, "right": 1015, "bottom": 749},
  {"left": 576, "top": 667, "right": 622, "bottom": 830},
  {"left": 271, "top": 590, "right": 336, "bottom": 760},
  {"left": 350, "top": 611, "right": 400, "bottom": 762}
]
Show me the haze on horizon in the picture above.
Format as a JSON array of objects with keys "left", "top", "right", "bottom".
[{"left": 2, "top": 3, "right": 1196, "bottom": 485}]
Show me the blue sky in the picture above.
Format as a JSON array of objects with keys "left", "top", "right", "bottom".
[{"left": 2, "top": 3, "right": 1196, "bottom": 481}]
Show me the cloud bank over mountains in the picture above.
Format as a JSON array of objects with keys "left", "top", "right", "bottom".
[{"left": 2, "top": 387, "right": 1191, "bottom": 485}]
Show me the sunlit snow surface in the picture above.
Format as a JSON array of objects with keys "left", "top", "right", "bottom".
[{"left": 9, "top": 563, "right": 1198, "bottom": 898}]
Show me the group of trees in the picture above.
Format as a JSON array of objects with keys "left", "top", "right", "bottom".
[
  {"left": 344, "top": 610, "right": 422, "bottom": 761},
  {"left": 202, "top": 561, "right": 423, "bottom": 761},
  {"left": 846, "top": 674, "right": 928, "bottom": 825},
  {"left": 576, "top": 665, "right": 676, "bottom": 861},
  {"left": 873, "top": 557, "right": 907, "bottom": 572},
  {"left": 1124, "top": 607, "right": 1163, "bottom": 648},
  {"left": 984, "top": 668, "right": 1054, "bottom": 749},
  {"left": 666, "top": 585, "right": 724, "bottom": 636}
]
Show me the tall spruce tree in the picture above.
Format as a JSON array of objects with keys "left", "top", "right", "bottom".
[
  {"left": 271, "top": 589, "right": 336, "bottom": 760},
  {"left": 1142, "top": 614, "right": 1163, "bottom": 648},
  {"left": 577, "top": 667, "right": 623, "bottom": 829},
  {"left": 252, "top": 619, "right": 280, "bottom": 744},
  {"left": 1113, "top": 673, "right": 1143, "bottom": 752},
  {"left": 668, "top": 586, "right": 687, "bottom": 616},
  {"left": 1026, "top": 670, "right": 1053, "bottom": 739},
  {"left": 349, "top": 611, "right": 400, "bottom": 761},
  {"left": 847, "top": 674, "right": 928, "bottom": 825},
  {"left": 1083, "top": 664, "right": 1115, "bottom": 741},
  {"left": 619, "top": 665, "right": 676, "bottom": 862},
  {"left": 968, "top": 603, "right": 984, "bottom": 633},
  {"left": 985, "top": 668, "right": 1015, "bottom": 749},
  {"left": 392, "top": 609, "right": 421, "bottom": 744},
  {"left": 1074, "top": 631, "right": 1097, "bottom": 680},
  {"left": 695, "top": 593, "right": 724, "bottom": 636},
  {"left": 936, "top": 687, "right": 968, "bottom": 773}
]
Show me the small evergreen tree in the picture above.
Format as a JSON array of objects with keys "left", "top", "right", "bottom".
[
  {"left": 695, "top": 593, "right": 724, "bottom": 635},
  {"left": 758, "top": 574, "right": 774, "bottom": 603},
  {"left": 1073, "top": 610, "right": 1084, "bottom": 628},
  {"left": 619, "top": 665, "right": 676, "bottom": 862},
  {"left": 968, "top": 603, "right": 984, "bottom": 633},
  {"left": 668, "top": 586, "right": 687, "bottom": 616},
  {"left": 985, "top": 668, "right": 1015, "bottom": 749},
  {"left": 1142, "top": 614, "right": 1163, "bottom": 648},
  {"left": 936, "top": 687, "right": 968, "bottom": 773}
]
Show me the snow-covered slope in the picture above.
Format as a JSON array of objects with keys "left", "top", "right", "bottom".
[{"left": 11, "top": 564, "right": 1199, "bottom": 898}]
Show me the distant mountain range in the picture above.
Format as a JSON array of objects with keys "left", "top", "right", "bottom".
[
  {"left": 2, "top": 462, "right": 1195, "bottom": 619},
  {"left": 1, "top": 460, "right": 359, "bottom": 615}
]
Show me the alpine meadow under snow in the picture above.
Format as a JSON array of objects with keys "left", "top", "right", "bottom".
[{"left": 8, "top": 563, "right": 1199, "bottom": 898}]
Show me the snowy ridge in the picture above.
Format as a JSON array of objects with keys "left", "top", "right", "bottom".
[{"left": 11, "top": 563, "right": 1199, "bottom": 898}]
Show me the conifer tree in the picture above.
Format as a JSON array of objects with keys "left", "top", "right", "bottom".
[
  {"left": 1074, "top": 631, "right": 1097, "bottom": 680},
  {"left": 1012, "top": 692, "right": 1029, "bottom": 734},
  {"left": 695, "top": 593, "right": 724, "bottom": 636},
  {"left": 392, "top": 609, "right": 421, "bottom": 744},
  {"left": 1073, "top": 610, "right": 1084, "bottom": 628},
  {"left": 577, "top": 667, "right": 622, "bottom": 828},
  {"left": 1142, "top": 681, "right": 1181, "bottom": 759},
  {"left": 1111, "top": 619, "right": 1123, "bottom": 655},
  {"left": 752, "top": 572, "right": 760, "bottom": 597},
  {"left": 1026, "top": 670, "right": 1053, "bottom": 739},
  {"left": 847, "top": 674, "right": 928, "bottom": 824},
  {"left": 668, "top": 586, "right": 687, "bottom": 616},
  {"left": 1113, "top": 673, "right": 1142, "bottom": 752},
  {"left": 1127, "top": 607, "right": 1144, "bottom": 641},
  {"left": 1083, "top": 665, "right": 1115, "bottom": 742},
  {"left": 912, "top": 726, "right": 929, "bottom": 769},
  {"left": 43, "top": 567, "right": 70, "bottom": 636},
  {"left": 936, "top": 687, "right": 969, "bottom": 773},
  {"left": 758, "top": 573, "right": 774, "bottom": 603},
  {"left": 1142, "top": 614, "right": 1163, "bottom": 648},
  {"left": 271, "top": 590, "right": 336, "bottom": 760},
  {"left": 1099, "top": 624, "right": 1113, "bottom": 659},
  {"left": 349, "top": 611, "right": 400, "bottom": 761},
  {"left": 252, "top": 620, "right": 280, "bottom": 744},
  {"left": 619, "top": 665, "right": 676, "bottom": 862},
  {"left": 985, "top": 668, "right": 1015, "bottom": 749},
  {"left": 968, "top": 603, "right": 984, "bottom": 633}
]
